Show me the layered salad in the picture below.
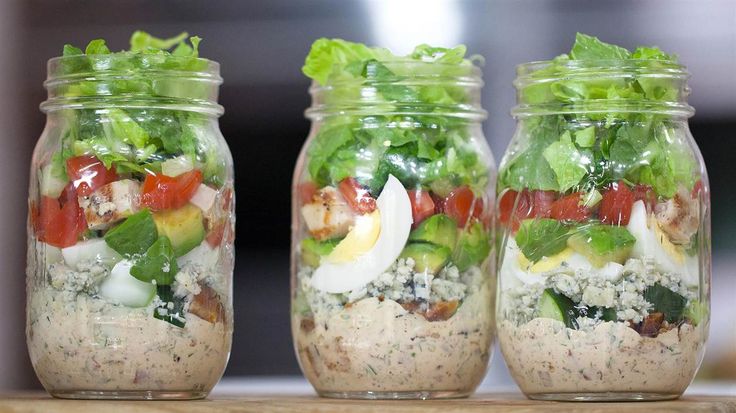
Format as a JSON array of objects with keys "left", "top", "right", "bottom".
[
  {"left": 497, "top": 34, "right": 709, "bottom": 398},
  {"left": 27, "top": 32, "right": 234, "bottom": 396},
  {"left": 292, "top": 39, "right": 494, "bottom": 396}
]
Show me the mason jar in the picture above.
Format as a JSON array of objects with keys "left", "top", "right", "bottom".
[
  {"left": 291, "top": 57, "right": 496, "bottom": 399},
  {"left": 496, "top": 58, "right": 710, "bottom": 401},
  {"left": 26, "top": 52, "right": 235, "bottom": 399}
]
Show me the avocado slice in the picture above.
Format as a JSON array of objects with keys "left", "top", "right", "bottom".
[
  {"left": 453, "top": 221, "right": 491, "bottom": 271},
  {"left": 567, "top": 224, "right": 635, "bottom": 267},
  {"left": 400, "top": 243, "right": 451, "bottom": 274},
  {"left": 300, "top": 237, "right": 339, "bottom": 268},
  {"left": 538, "top": 289, "right": 579, "bottom": 329},
  {"left": 152, "top": 204, "right": 205, "bottom": 257},
  {"left": 408, "top": 214, "right": 458, "bottom": 250}
]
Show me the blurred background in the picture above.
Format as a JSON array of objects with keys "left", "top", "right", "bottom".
[{"left": 0, "top": 0, "right": 734, "bottom": 390}]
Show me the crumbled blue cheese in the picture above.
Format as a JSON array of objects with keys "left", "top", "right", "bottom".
[
  {"left": 297, "top": 257, "right": 482, "bottom": 317},
  {"left": 173, "top": 268, "right": 202, "bottom": 297},
  {"left": 502, "top": 256, "right": 697, "bottom": 326},
  {"left": 48, "top": 259, "right": 108, "bottom": 301}
]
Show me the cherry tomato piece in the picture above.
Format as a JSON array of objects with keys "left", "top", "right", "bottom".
[
  {"left": 444, "top": 186, "right": 483, "bottom": 227},
  {"left": 66, "top": 155, "right": 117, "bottom": 196},
  {"left": 407, "top": 189, "right": 435, "bottom": 227},
  {"left": 599, "top": 181, "right": 635, "bottom": 226},
  {"left": 338, "top": 177, "right": 376, "bottom": 214},
  {"left": 550, "top": 192, "right": 591, "bottom": 222}
]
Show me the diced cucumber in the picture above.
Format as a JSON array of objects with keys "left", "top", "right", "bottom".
[
  {"left": 153, "top": 285, "right": 186, "bottom": 328},
  {"left": 62, "top": 238, "right": 122, "bottom": 270},
  {"left": 538, "top": 289, "right": 579, "bottom": 329},
  {"left": 177, "top": 241, "right": 220, "bottom": 270},
  {"left": 99, "top": 260, "right": 156, "bottom": 308},
  {"left": 400, "top": 243, "right": 451, "bottom": 274},
  {"left": 586, "top": 306, "right": 617, "bottom": 322},
  {"left": 161, "top": 155, "right": 194, "bottom": 177},
  {"left": 409, "top": 214, "right": 458, "bottom": 250},
  {"left": 39, "top": 163, "right": 68, "bottom": 199},
  {"left": 643, "top": 284, "right": 688, "bottom": 323}
]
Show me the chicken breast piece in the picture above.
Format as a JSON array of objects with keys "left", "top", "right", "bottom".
[
  {"left": 79, "top": 179, "right": 140, "bottom": 230},
  {"left": 301, "top": 186, "right": 355, "bottom": 241},
  {"left": 655, "top": 186, "right": 700, "bottom": 245}
]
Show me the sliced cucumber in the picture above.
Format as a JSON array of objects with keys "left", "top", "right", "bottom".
[{"left": 538, "top": 288, "right": 579, "bottom": 329}]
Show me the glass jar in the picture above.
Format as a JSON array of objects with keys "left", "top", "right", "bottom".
[
  {"left": 26, "top": 53, "right": 234, "bottom": 399},
  {"left": 291, "top": 59, "right": 496, "bottom": 399},
  {"left": 496, "top": 59, "right": 710, "bottom": 401}
]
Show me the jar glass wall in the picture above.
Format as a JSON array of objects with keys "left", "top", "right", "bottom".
[
  {"left": 496, "top": 58, "right": 710, "bottom": 401},
  {"left": 26, "top": 51, "right": 234, "bottom": 400},
  {"left": 291, "top": 49, "right": 496, "bottom": 399}
]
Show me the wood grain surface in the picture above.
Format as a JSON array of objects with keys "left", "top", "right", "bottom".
[{"left": 1, "top": 392, "right": 735, "bottom": 413}]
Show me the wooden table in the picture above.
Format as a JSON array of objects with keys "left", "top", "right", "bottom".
[{"left": 2, "top": 379, "right": 735, "bottom": 413}]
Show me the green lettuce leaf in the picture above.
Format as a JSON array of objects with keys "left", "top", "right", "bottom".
[{"left": 543, "top": 131, "right": 588, "bottom": 192}]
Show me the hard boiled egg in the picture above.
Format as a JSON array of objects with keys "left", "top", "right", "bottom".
[
  {"left": 627, "top": 200, "right": 697, "bottom": 286},
  {"left": 500, "top": 237, "right": 621, "bottom": 288},
  {"left": 310, "top": 174, "right": 412, "bottom": 294}
]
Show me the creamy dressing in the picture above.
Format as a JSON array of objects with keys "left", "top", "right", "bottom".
[
  {"left": 27, "top": 282, "right": 231, "bottom": 393},
  {"left": 293, "top": 282, "right": 493, "bottom": 393},
  {"left": 498, "top": 318, "right": 705, "bottom": 395}
]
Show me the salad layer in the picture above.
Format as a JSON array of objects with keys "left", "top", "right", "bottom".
[
  {"left": 496, "top": 34, "right": 708, "bottom": 397},
  {"left": 293, "top": 39, "right": 494, "bottom": 395},
  {"left": 27, "top": 32, "right": 234, "bottom": 394}
]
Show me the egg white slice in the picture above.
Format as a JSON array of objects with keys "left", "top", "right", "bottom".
[
  {"left": 627, "top": 200, "right": 696, "bottom": 286},
  {"left": 311, "top": 174, "right": 413, "bottom": 293}
]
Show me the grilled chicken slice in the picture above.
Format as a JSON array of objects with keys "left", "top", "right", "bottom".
[
  {"left": 189, "top": 284, "right": 226, "bottom": 324},
  {"left": 655, "top": 186, "right": 699, "bottom": 245},
  {"left": 301, "top": 186, "right": 355, "bottom": 241},
  {"left": 79, "top": 179, "right": 139, "bottom": 230}
]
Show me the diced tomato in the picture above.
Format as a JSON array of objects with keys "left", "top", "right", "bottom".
[
  {"left": 297, "top": 181, "right": 318, "bottom": 205},
  {"left": 498, "top": 189, "right": 555, "bottom": 230},
  {"left": 599, "top": 181, "right": 635, "bottom": 226},
  {"left": 338, "top": 177, "right": 376, "bottom": 214},
  {"left": 632, "top": 184, "right": 657, "bottom": 211},
  {"left": 550, "top": 192, "right": 591, "bottom": 222},
  {"left": 141, "top": 169, "right": 203, "bottom": 211},
  {"left": 206, "top": 221, "right": 226, "bottom": 247},
  {"left": 407, "top": 189, "right": 435, "bottom": 227},
  {"left": 206, "top": 219, "right": 234, "bottom": 248},
  {"left": 444, "top": 186, "right": 484, "bottom": 227},
  {"left": 430, "top": 192, "right": 445, "bottom": 214},
  {"left": 66, "top": 155, "right": 117, "bottom": 196},
  {"left": 36, "top": 183, "right": 86, "bottom": 248},
  {"left": 692, "top": 179, "right": 704, "bottom": 199}
]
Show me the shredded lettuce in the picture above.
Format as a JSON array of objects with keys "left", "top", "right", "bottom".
[
  {"left": 500, "top": 33, "right": 696, "bottom": 198},
  {"left": 302, "top": 39, "right": 487, "bottom": 194},
  {"left": 56, "top": 32, "right": 223, "bottom": 185}
]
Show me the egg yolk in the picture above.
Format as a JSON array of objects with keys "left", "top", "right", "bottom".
[{"left": 325, "top": 210, "right": 381, "bottom": 264}]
